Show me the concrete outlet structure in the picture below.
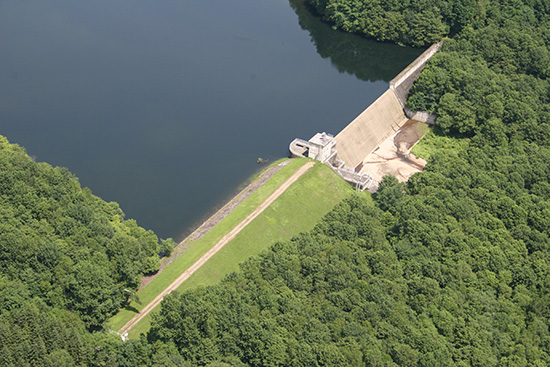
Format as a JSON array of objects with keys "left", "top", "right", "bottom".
[
  {"left": 307, "top": 132, "right": 336, "bottom": 162},
  {"left": 289, "top": 132, "right": 373, "bottom": 191},
  {"left": 289, "top": 132, "right": 336, "bottom": 163}
]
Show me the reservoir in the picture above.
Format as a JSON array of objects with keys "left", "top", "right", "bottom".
[{"left": 0, "top": 0, "right": 422, "bottom": 240}]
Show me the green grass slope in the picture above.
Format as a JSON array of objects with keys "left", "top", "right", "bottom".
[{"left": 109, "top": 158, "right": 359, "bottom": 337}]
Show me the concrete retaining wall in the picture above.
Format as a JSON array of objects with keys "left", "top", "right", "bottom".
[
  {"left": 390, "top": 40, "right": 443, "bottom": 106},
  {"left": 404, "top": 107, "right": 437, "bottom": 125}
]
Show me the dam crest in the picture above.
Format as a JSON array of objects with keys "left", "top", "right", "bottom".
[{"left": 290, "top": 41, "right": 442, "bottom": 191}]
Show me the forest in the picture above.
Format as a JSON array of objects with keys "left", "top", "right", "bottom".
[
  {"left": 2, "top": 0, "right": 550, "bottom": 365},
  {"left": 0, "top": 136, "right": 180, "bottom": 365}
]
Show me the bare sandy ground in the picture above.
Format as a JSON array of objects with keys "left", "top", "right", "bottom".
[
  {"left": 360, "top": 119, "right": 429, "bottom": 192},
  {"left": 119, "top": 161, "right": 314, "bottom": 336}
]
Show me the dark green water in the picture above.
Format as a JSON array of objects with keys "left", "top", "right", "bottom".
[{"left": 0, "top": 0, "right": 422, "bottom": 240}]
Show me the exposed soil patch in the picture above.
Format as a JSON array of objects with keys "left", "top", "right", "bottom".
[
  {"left": 394, "top": 119, "right": 430, "bottom": 153},
  {"left": 360, "top": 119, "right": 429, "bottom": 191}
]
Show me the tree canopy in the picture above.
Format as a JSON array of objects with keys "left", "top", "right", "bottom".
[
  {"left": 146, "top": 0, "right": 550, "bottom": 365},
  {"left": 1, "top": 0, "right": 550, "bottom": 365},
  {"left": 0, "top": 135, "right": 164, "bottom": 329},
  {"left": 149, "top": 158, "right": 550, "bottom": 364}
]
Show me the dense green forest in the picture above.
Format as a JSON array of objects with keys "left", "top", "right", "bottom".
[
  {"left": 146, "top": 0, "right": 550, "bottom": 365},
  {"left": 0, "top": 136, "right": 179, "bottom": 365},
  {"left": 1, "top": 0, "right": 550, "bottom": 365},
  {"left": 150, "top": 151, "right": 550, "bottom": 365},
  {"left": 288, "top": 0, "right": 425, "bottom": 82},
  {"left": 0, "top": 135, "right": 170, "bottom": 329},
  {"left": 308, "top": 0, "right": 550, "bottom": 48}
]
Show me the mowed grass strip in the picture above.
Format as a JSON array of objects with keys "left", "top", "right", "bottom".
[
  {"left": 126, "top": 161, "right": 359, "bottom": 337},
  {"left": 178, "top": 160, "right": 358, "bottom": 292},
  {"left": 113, "top": 160, "right": 361, "bottom": 338},
  {"left": 108, "top": 158, "right": 309, "bottom": 332}
]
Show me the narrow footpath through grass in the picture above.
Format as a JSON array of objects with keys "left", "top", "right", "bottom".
[{"left": 108, "top": 158, "right": 360, "bottom": 338}]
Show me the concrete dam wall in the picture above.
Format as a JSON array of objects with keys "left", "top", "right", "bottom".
[
  {"left": 334, "top": 89, "right": 407, "bottom": 171},
  {"left": 334, "top": 41, "right": 442, "bottom": 172},
  {"left": 290, "top": 41, "right": 442, "bottom": 190},
  {"left": 390, "top": 41, "right": 443, "bottom": 106}
]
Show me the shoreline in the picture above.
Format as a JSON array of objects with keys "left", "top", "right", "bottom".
[
  {"left": 120, "top": 161, "right": 314, "bottom": 336},
  {"left": 139, "top": 159, "right": 291, "bottom": 289}
]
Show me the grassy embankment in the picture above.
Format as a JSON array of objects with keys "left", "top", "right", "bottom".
[{"left": 108, "top": 157, "right": 360, "bottom": 337}]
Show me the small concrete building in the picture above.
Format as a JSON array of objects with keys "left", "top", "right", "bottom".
[
  {"left": 307, "top": 132, "right": 335, "bottom": 162},
  {"left": 289, "top": 131, "right": 372, "bottom": 191},
  {"left": 289, "top": 132, "right": 336, "bottom": 163}
]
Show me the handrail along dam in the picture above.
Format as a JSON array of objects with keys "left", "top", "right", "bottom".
[{"left": 290, "top": 41, "right": 442, "bottom": 190}]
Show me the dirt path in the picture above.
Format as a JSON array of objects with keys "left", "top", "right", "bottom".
[
  {"left": 139, "top": 160, "right": 290, "bottom": 290},
  {"left": 119, "top": 161, "right": 315, "bottom": 336}
]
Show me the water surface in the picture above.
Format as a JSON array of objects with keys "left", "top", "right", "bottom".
[{"left": 0, "top": 0, "right": 422, "bottom": 239}]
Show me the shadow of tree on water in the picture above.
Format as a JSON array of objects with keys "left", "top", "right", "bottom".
[{"left": 289, "top": 0, "right": 424, "bottom": 83}]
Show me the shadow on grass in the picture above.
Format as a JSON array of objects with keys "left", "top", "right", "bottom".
[{"left": 122, "top": 304, "right": 140, "bottom": 314}]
